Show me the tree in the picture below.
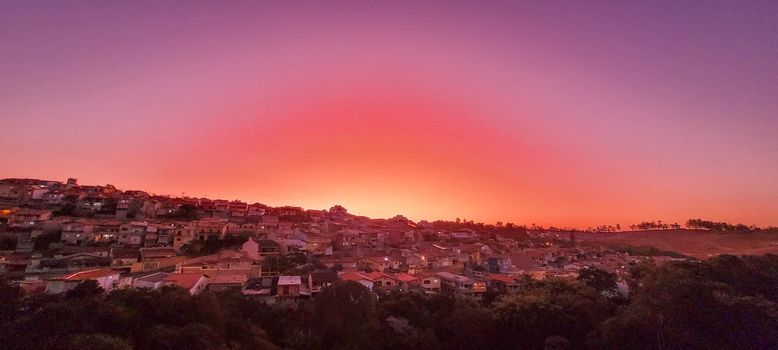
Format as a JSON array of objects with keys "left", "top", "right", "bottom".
[
  {"left": 54, "top": 203, "right": 77, "bottom": 217},
  {"left": 311, "top": 281, "right": 379, "bottom": 349},
  {"left": 601, "top": 258, "right": 778, "bottom": 349},
  {"left": 578, "top": 267, "right": 618, "bottom": 295},
  {"left": 492, "top": 279, "right": 614, "bottom": 349},
  {"left": 0, "top": 278, "right": 23, "bottom": 324},
  {"left": 33, "top": 230, "right": 61, "bottom": 251},
  {"left": 66, "top": 280, "right": 104, "bottom": 299},
  {"left": 68, "top": 334, "right": 132, "bottom": 350},
  {"left": 165, "top": 204, "right": 199, "bottom": 220}
]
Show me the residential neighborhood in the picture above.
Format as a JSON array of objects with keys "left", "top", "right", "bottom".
[{"left": 1, "top": 177, "right": 679, "bottom": 303}]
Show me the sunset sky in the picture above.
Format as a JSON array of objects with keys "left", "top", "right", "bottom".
[{"left": 2, "top": 1, "right": 777, "bottom": 228}]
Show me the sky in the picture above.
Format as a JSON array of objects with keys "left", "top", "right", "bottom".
[{"left": 1, "top": 1, "right": 777, "bottom": 228}]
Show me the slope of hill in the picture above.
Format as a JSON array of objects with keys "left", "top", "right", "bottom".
[{"left": 575, "top": 229, "right": 778, "bottom": 258}]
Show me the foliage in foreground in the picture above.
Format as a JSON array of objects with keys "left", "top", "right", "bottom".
[{"left": 1, "top": 254, "right": 777, "bottom": 350}]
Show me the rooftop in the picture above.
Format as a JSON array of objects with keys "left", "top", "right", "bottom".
[
  {"left": 209, "top": 274, "right": 248, "bottom": 285},
  {"left": 164, "top": 273, "right": 206, "bottom": 290},
  {"left": 435, "top": 272, "right": 475, "bottom": 284},
  {"left": 277, "top": 275, "right": 302, "bottom": 285},
  {"left": 59, "top": 268, "right": 119, "bottom": 281},
  {"left": 135, "top": 272, "right": 170, "bottom": 283}
]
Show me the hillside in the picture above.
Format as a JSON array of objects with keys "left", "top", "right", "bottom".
[{"left": 575, "top": 229, "right": 778, "bottom": 259}]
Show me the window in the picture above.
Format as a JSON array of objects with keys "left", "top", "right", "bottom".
[{"left": 423, "top": 280, "right": 430, "bottom": 285}]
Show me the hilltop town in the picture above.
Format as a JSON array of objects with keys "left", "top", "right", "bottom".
[
  {"left": 2, "top": 176, "right": 777, "bottom": 350},
  {"left": 0, "top": 176, "right": 692, "bottom": 299}
]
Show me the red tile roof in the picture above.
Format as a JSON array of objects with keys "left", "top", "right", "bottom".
[
  {"left": 365, "top": 271, "right": 398, "bottom": 281},
  {"left": 339, "top": 271, "right": 373, "bottom": 282},
  {"left": 394, "top": 273, "right": 418, "bottom": 283},
  {"left": 488, "top": 274, "right": 518, "bottom": 284}
]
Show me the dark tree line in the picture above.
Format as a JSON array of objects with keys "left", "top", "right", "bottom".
[
  {"left": 1, "top": 254, "right": 777, "bottom": 349},
  {"left": 626, "top": 219, "right": 774, "bottom": 232},
  {"left": 179, "top": 232, "right": 252, "bottom": 256},
  {"left": 685, "top": 218, "right": 756, "bottom": 231},
  {"left": 628, "top": 221, "right": 681, "bottom": 231}
]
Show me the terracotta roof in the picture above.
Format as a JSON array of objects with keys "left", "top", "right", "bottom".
[
  {"left": 394, "top": 273, "right": 418, "bottom": 283},
  {"left": 164, "top": 273, "right": 206, "bottom": 290},
  {"left": 365, "top": 271, "right": 398, "bottom": 281},
  {"left": 339, "top": 271, "right": 373, "bottom": 282},
  {"left": 488, "top": 274, "right": 518, "bottom": 284}
]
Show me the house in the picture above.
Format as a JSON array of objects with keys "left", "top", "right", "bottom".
[
  {"left": 92, "top": 220, "right": 123, "bottom": 242},
  {"left": 415, "top": 273, "right": 441, "bottom": 294},
  {"left": 42, "top": 190, "right": 65, "bottom": 204},
  {"left": 177, "top": 250, "right": 262, "bottom": 278},
  {"left": 60, "top": 220, "right": 97, "bottom": 245},
  {"left": 57, "top": 246, "right": 110, "bottom": 257},
  {"left": 393, "top": 273, "right": 419, "bottom": 289},
  {"left": 118, "top": 221, "right": 148, "bottom": 247},
  {"left": 30, "top": 253, "right": 111, "bottom": 274},
  {"left": 247, "top": 203, "right": 266, "bottom": 217},
  {"left": 308, "top": 271, "right": 338, "bottom": 295},
  {"left": 146, "top": 223, "right": 180, "bottom": 247},
  {"left": 277, "top": 206, "right": 303, "bottom": 218},
  {"left": 110, "top": 248, "right": 140, "bottom": 267},
  {"left": 242, "top": 277, "right": 277, "bottom": 303},
  {"left": 292, "top": 231, "right": 333, "bottom": 256},
  {"left": 28, "top": 186, "right": 50, "bottom": 200},
  {"left": 258, "top": 239, "right": 282, "bottom": 256},
  {"left": 317, "top": 256, "right": 359, "bottom": 270},
  {"left": 207, "top": 274, "right": 248, "bottom": 292},
  {"left": 338, "top": 271, "right": 375, "bottom": 290},
  {"left": 0, "top": 252, "right": 31, "bottom": 277},
  {"left": 358, "top": 256, "right": 399, "bottom": 272},
  {"left": 140, "top": 247, "right": 177, "bottom": 262},
  {"left": 46, "top": 268, "right": 120, "bottom": 294},
  {"left": 385, "top": 230, "right": 418, "bottom": 246},
  {"left": 171, "top": 218, "right": 228, "bottom": 251},
  {"left": 258, "top": 215, "right": 279, "bottom": 230},
  {"left": 450, "top": 229, "right": 477, "bottom": 240},
  {"left": 163, "top": 273, "right": 209, "bottom": 295},
  {"left": 365, "top": 271, "right": 400, "bottom": 290},
  {"left": 487, "top": 256, "right": 514, "bottom": 273},
  {"left": 487, "top": 274, "right": 520, "bottom": 294},
  {"left": 188, "top": 218, "right": 228, "bottom": 241},
  {"left": 276, "top": 275, "right": 302, "bottom": 299},
  {"left": 436, "top": 272, "right": 487, "bottom": 300},
  {"left": 511, "top": 249, "right": 553, "bottom": 270},
  {"left": 132, "top": 272, "right": 170, "bottom": 289},
  {"left": 241, "top": 238, "right": 281, "bottom": 259},
  {"left": 9, "top": 208, "right": 52, "bottom": 228},
  {"left": 115, "top": 200, "right": 130, "bottom": 219}
]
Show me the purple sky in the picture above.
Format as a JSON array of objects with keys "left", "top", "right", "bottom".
[{"left": 1, "top": 1, "right": 777, "bottom": 227}]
